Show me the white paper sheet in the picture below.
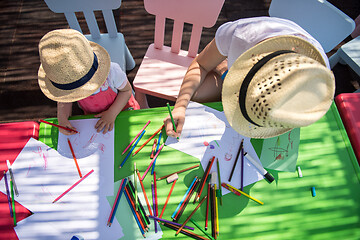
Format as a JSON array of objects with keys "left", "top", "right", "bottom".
[
  {"left": 0, "top": 119, "right": 123, "bottom": 240},
  {"left": 165, "top": 102, "right": 264, "bottom": 194}
]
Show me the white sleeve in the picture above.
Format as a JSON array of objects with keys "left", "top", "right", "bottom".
[
  {"left": 108, "top": 62, "right": 128, "bottom": 91},
  {"left": 215, "top": 21, "right": 237, "bottom": 57}
]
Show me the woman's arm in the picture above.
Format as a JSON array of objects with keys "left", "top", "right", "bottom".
[
  {"left": 57, "top": 102, "right": 77, "bottom": 135},
  {"left": 164, "top": 39, "right": 227, "bottom": 138}
]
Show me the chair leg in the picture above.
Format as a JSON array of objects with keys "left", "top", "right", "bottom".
[{"left": 135, "top": 90, "right": 150, "bottom": 109}]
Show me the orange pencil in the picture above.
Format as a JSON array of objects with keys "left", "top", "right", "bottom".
[
  {"left": 159, "top": 179, "right": 177, "bottom": 218},
  {"left": 150, "top": 139, "right": 157, "bottom": 158},
  {"left": 39, "top": 119, "right": 78, "bottom": 133},
  {"left": 132, "top": 125, "right": 164, "bottom": 156},
  {"left": 136, "top": 169, "right": 153, "bottom": 216},
  {"left": 67, "top": 138, "right": 82, "bottom": 178}
]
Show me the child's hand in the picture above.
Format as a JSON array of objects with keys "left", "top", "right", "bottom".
[
  {"left": 58, "top": 119, "right": 77, "bottom": 135},
  {"left": 163, "top": 107, "right": 185, "bottom": 138},
  {"left": 94, "top": 109, "right": 117, "bottom": 134}
]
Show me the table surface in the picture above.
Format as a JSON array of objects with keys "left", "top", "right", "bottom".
[{"left": 38, "top": 102, "right": 360, "bottom": 240}]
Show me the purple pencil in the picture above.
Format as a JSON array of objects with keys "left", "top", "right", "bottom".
[
  {"left": 147, "top": 215, "right": 195, "bottom": 231},
  {"left": 151, "top": 181, "right": 157, "bottom": 233},
  {"left": 3, "top": 171, "right": 13, "bottom": 217}
]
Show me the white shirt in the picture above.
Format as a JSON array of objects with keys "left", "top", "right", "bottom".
[
  {"left": 215, "top": 17, "right": 330, "bottom": 69},
  {"left": 92, "top": 62, "right": 128, "bottom": 95}
]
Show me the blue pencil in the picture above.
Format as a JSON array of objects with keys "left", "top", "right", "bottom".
[
  {"left": 107, "top": 178, "right": 127, "bottom": 226},
  {"left": 124, "top": 187, "right": 146, "bottom": 237},
  {"left": 151, "top": 132, "right": 162, "bottom": 175},
  {"left": 3, "top": 171, "right": 13, "bottom": 217},
  {"left": 171, "top": 176, "right": 198, "bottom": 219},
  {"left": 119, "top": 130, "right": 146, "bottom": 168}
]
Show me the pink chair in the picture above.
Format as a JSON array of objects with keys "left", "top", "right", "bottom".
[{"left": 133, "top": 0, "right": 225, "bottom": 108}]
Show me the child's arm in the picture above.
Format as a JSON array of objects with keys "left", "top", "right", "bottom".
[
  {"left": 57, "top": 102, "right": 77, "bottom": 135},
  {"left": 94, "top": 81, "right": 132, "bottom": 134},
  {"left": 164, "top": 39, "right": 226, "bottom": 138}
]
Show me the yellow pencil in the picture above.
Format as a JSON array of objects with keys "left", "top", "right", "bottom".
[
  {"left": 215, "top": 183, "right": 219, "bottom": 237},
  {"left": 224, "top": 183, "right": 264, "bottom": 205}
]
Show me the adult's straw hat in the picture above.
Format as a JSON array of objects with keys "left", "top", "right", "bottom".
[
  {"left": 38, "top": 29, "right": 110, "bottom": 102},
  {"left": 222, "top": 35, "right": 335, "bottom": 139}
]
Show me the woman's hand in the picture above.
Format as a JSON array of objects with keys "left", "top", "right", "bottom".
[{"left": 164, "top": 106, "right": 186, "bottom": 138}]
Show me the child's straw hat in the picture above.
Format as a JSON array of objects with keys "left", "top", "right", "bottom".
[
  {"left": 38, "top": 29, "right": 110, "bottom": 102},
  {"left": 222, "top": 35, "right": 335, "bottom": 139}
]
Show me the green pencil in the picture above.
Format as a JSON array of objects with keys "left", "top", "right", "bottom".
[
  {"left": 190, "top": 218, "right": 215, "bottom": 240},
  {"left": 216, "top": 159, "right": 223, "bottom": 206},
  {"left": 166, "top": 103, "right": 179, "bottom": 140},
  {"left": 10, "top": 179, "right": 16, "bottom": 226}
]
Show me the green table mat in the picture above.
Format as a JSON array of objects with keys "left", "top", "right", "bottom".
[{"left": 39, "top": 102, "right": 360, "bottom": 240}]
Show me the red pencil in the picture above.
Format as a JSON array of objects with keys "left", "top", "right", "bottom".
[
  {"left": 159, "top": 179, "right": 177, "bottom": 218},
  {"left": 132, "top": 125, "right": 164, "bottom": 156},
  {"left": 67, "top": 138, "right": 82, "bottom": 178},
  {"left": 39, "top": 119, "right": 78, "bottom": 133},
  {"left": 195, "top": 156, "right": 215, "bottom": 202},
  {"left": 153, "top": 172, "right": 158, "bottom": 217},
  {"left": 53, "top": 169, "right": 94, "bottom": 203},
  {"left": 150, "top": 139, "right": 157, "bottom": 159},
  {"left": 136, "top": 169, "right": 153, "bottom": 216}
]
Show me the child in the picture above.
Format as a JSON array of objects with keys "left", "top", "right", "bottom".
[
  {"left": 38, "top": 29, "right": 140, "bottom": 134},
  {"left": 164, "top": 17, "right": 335, "bottom": 139}
]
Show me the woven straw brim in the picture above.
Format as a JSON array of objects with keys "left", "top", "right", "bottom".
[
  {"left": 222, "top": 35, "right": 326, "bottom": 139},
  {"left": 38, "top": 42, "right": 110, "bottom": 103}
]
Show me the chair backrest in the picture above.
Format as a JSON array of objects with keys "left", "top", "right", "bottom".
[
  {"left": 269, "top": 0, "right": 355, "bottom": 52},
  {"left": 43, "top": 0, "right": 122, "bottom": 39},
  {"left": 144, "top": 0, "right": 225, "bottom": 57}
]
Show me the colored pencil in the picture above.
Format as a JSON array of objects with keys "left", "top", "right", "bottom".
[
  {"left": 126, "top": 183, "right": 149, "bottom": 229},
  {"left": 162, "top": 222, "right": 208, "bottom": 240},
  {"left": 134, "top": 162, "right": 138, "bottom": 210},
  {"left": 216, "top": 159, "right": 222, "bottom": 205},
  {"left": 6, "top": 160, "right": 18, "bottom": 197},
  {"left": 151, "top": 181, "right": 157, "bottom": 233},
  {"left": 148, "top": 215, "right": 194, "bottom": 231},
  {"left": 124, "top": 186, "right": 146, "bottom": 237},
  {"left": 3, "top": 171, "right": 13, "bottom": 217},
  {"left": 190, "top": 218, "right": 215, "bottom": 240},
  {"left": 240, "top": 148, "right": 244, "bottom": 191},
  {"left": 10, "top": 178, "right": 16, "bottom": 226},
  {"left": 224, "top": 183, "right": 264, "bottom": 205},
  {"left": 141, "top": 143, "right": 164, "bottom": 180},
  {"left": 175, "top": 196, "right": 207, "bottom": 236},
  {"left": 157, "top": 164, "right": 200, "bottom": 180},
  {"left": 228, "top": 139, "right": 244, "bottom": 182},
  {"left": 194, "top": 156, "right": 215, "bottom": 203},
  {"left": 39, "top": 119, "right": 78, "bottom": 133},
  {"left": 136, "top": 169, "right": 153, "bottom": 216},
  {"left": 166, "top": 102, "right": 179, "bottom": 140},
  {"left": 215, "top": 184, "right": 219, "bottom": 237},
  {"left": 127, "top": 179, "right": 150, "bottom": 225},
  {"left": 122, "top": 120, "right": 151, "bottom": 155},
  {"left": 107, "top": 178, "right": 127, "bottom": 226},
  {"left": 174, "top": 178, "right": 200, "bottom": 222},
  {"left": 153, "top": 172, "right": 158, "bottom": 217},
  {"left": 171, "top": 176, "right": 197, "bottom": 219},
  {"left": 159, "top": 179, "right": 177, "bottom": 218},
  {"left": 210, "top": 185, "right": 215, "bottom": 238},
  {"left": 221, "top": 182, "right": 241, "bottom": 197},
  {"left": 205, "top": 183, "right": 210, "bottom": 230},
  {"left": 53, "top": 169, "right": 94, "bottom": 203},
  {"left": 150, "top": 139, "right": 157, "bottom": 159},
  {"left": 132, "top": 125, "right": 164, "bottom": 156},
  {"left": 67, "top": 138, "right": 82, "bottom": 178},
  {"left": 161, "top": 222, "right": 208, "bottom": 240},
  {"left": 151, "top": 132, "right": 162, "bottom": 174},
  {"left": 119, "top": 130, "right": 146, "bottom": 168}
]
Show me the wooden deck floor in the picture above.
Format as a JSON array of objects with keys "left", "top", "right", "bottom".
[{"left": 0, "top": 0, "right": 359, "bottom": 122}]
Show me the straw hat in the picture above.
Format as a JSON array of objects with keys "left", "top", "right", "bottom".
[
  {"left": 222, "top": 35, "right": 335, "bottom": 139},
  {"left": 38, "top": 29, "right": 110, "bottom": 102}
]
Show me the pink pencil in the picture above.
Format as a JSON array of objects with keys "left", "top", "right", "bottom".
[
  {"left": 122, "top": 120, "right": 151, "bottom": 155},
  {"left": 53, "top": 169, "right": 94, "bottom": 203},
  {"left": 141, "top": 143, "right": 164, "bottom": 181}
]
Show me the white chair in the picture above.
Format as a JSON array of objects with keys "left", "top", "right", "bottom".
[
  {"left": 132, "top": 0, "right": 225, "bottom": 108},
  {"left": 329, "top": 36, "right": 360, "bottom": 76},
  {"left": 43, "top": 0, "right": 135, "bottom": 72},
  {"left": 269, "top": 0, "right": 355, "bottom": 53}
]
